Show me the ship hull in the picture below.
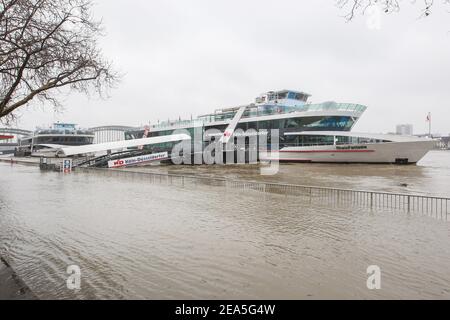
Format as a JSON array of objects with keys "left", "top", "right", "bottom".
[{"left": 263, "top": 140, "right": 435, "bottom": 164}]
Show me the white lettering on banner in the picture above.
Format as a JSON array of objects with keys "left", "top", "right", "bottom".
[{"left": 107, "top": 152, "right": 169, "bottom": 168}]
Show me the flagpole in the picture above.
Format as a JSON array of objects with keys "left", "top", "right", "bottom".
[{"left": 429, "top": 112, "right": 432, "bottom": 138}]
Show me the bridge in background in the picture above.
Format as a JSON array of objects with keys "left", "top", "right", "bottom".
[
  {"left": 88, "top": 125, "right": 140, "bottom": 144},
  {"left": 0, "top": 128, "right": 33, "bottom": 146},
  {"left": 0, "top": 126, "right": 141, "bottom": 145}
]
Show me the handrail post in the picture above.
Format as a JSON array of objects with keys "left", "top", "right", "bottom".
[
  {"left": 370, "top": 192, "right": 373, "bottom": 209},
  {"left": 76, "top": 168, "right": 450, "bottom": 217}
]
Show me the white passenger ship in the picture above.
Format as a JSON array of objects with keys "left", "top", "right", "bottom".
[
  {"left": 17, "top": 123, "right": 94, "bottom": 157},
  {"left": 125, "top": 89, "right": 434, "bottom": 165},
  {"left": 264, "top": 131, "right": 435, "bottom": 164}
]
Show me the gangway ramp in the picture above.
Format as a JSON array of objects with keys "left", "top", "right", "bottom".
[
  {"left": 219, "top": 105, "right": 247, "bottom": 145},
  {"left": 75, "top": 149, "right": 171, "bottom": 168},
  {"left": 56, "top": 133, "right": 191, "bottom": 157}
]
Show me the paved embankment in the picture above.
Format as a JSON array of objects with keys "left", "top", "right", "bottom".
[
  {"left": 0, "top": 158, "right": 38, "bottom": 299},
  {"left": 0, "top": 257, "right": 37, "bottom": 300}
]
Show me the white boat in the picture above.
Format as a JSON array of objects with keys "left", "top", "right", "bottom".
[
  {"left": 17, "top": 123, "right": 95, "bottom": 157},
  {"left": 124, "top": 89, "right": 435, "bottom": 165},
  {"left": 125, "top": 90, "right": 368, "bottom": 147},
  {"left": 263, "top": 131, "right": 435, "bottom": 164}
]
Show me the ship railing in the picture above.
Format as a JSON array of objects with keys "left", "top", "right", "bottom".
[
  {"left": 282, "top": 142, "right": 336, "bottom": 147},
  {"left": 150, "top": 119, "right": 205, "bottom": 131},
  {"left": 214, "top": 103, "right": 366, "bottom": 122},
  {"left": 148, "top": 103, "right": 367, "bottom": 131},
  {"left": 76, "top": 168, "right": 450, "bottom": 221}
]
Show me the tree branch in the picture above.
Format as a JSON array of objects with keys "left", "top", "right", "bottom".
[{"left": 0, "top": 0, "right": 119, "bottom": 123}]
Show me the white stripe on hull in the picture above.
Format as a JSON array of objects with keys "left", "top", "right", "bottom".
[{"left": 264, "top": 141, "right": 435, "bottom": 164}]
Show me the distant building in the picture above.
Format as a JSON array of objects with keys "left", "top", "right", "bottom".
[
  {"left": 396, "top": 124, "right": 414, "bottom": 136},
  {"left": 441, "top": 136, "right": 450, "bottom": 149}
]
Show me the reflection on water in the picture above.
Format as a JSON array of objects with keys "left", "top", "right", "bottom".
[
  {"left": 124, "top": 151, "right": 450, "bottom": 197},
  {"left": 0, "top": 151, "right": 450, "bottom": 299}
]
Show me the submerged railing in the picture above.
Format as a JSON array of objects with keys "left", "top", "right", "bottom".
[{"left": 77, "top": 168, "right": 450, "bottom": 221}]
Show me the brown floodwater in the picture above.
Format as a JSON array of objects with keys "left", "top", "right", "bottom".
[{"left": 0, "top": 150, "right": 449, "bottom": 299}]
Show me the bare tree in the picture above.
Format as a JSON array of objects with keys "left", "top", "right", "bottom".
[
  {"left": 0, "top": 0, "right": 119, "bottom": 124},
  {"left": 336, "top": 0, "right": 450, "bottom": 21}
]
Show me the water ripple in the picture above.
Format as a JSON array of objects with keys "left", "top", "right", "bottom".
[{"left": 1, "top": 155, "right": 450, "bottom": 299}]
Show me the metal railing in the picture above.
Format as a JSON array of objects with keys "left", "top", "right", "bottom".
[
  {"left": 144, "top": 103, "right": 367, "bottom": 132},
  {"left": 76, "top": 168, "right": 450, "bottom": 220}
]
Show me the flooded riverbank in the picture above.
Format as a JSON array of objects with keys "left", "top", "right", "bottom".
[
  {"left": 0, "top": 257, "right": 36, "bottom": 300},
  {"left": 0, "top": 151, "right": 450, "bottom": 299},
  {"left": 122, "top": 150, "right": 450, "bottom": 197}
]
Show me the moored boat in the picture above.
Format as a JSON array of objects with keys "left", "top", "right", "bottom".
[
  {"left": 266, "top": 131, "right": 435, "bottom": 164},
  {"left": 17, "top": 123, "right": 94, "bottom": 157},
  {"left": 124, "top": 90, "right": 434, "bottom": 165}
]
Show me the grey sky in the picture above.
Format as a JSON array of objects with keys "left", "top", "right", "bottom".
[{"left": 14, "top": 0, "right": 450, "bottom": 135}]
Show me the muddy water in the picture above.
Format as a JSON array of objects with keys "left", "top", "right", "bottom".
[
  {"left": 0, "top": 151, "right": 449, "bottom": 299},
  {"left": 123, "top": 151, "right": 450, "bottom": 197}
]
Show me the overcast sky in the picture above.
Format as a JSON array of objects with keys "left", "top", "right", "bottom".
[{"left": 14, "top": 0, "right": 450, "bottom": 134}]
